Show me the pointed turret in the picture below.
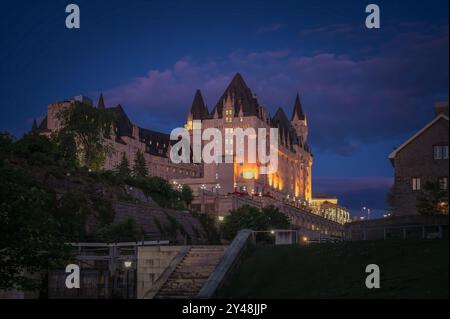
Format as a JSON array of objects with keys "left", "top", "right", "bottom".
[
  {"left": 190, "top": 89, "right": 209, "bottom": 120},
  {"left": 212, "top": 73, "right": 259, "bottom": 117},
  {"left": 290, "top": 94, "right": 308, "bottom": 145},
  {"left": 98, "top": 93, "right": 106, "bottom": 109},
  {"left": 291, "top": 93, "right": 305, "bottom": 121}
]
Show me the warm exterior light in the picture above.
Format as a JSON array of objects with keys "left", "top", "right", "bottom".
[
  {"left": 124, "top": 261, "right": 132, "bottom": 268},
  {"left": 302, "top": 236, "right": 308, "bottom": 242},
  {"left": 243, "top": 171, "right": 254, "bottom": 179},
  {"left": 270, "top": 230, "right": 275, "bottom": 235},
  {"left": 218, "top": 216, "right": 224, "bottom": 221}
]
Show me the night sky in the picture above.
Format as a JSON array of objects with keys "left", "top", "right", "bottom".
[{"left": 1, "top": 0, "right": 448, "bottom": 217}]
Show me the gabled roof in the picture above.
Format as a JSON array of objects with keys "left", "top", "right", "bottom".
[
  {"left": 190, "top": 89, "right": 209, "bottom": 120},
  {"left": 272, "top": 107, "right": 299, "bottom": 147},
  {"left": 291, "top": 94, "right": 305, "bottom": 121},
  {"left": 211, "top": 73, "right": 259, "bottom": 117},
  {"left": 389, "top": 114, "right": 449, "bottom": 160}
]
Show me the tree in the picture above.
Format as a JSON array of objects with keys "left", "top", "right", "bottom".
[
  {"left": 51, "top": 130, "right": 78, "bottom": 168},
  {"left": 132, "top": 149, "right": 148, "bottom": 177},
  {"left": 262, "top": 205, "right": 290, "bottom": 229},
  {"left": 13, "top": 133, "right": 59, "bottom": 166},
  {"left": 57, "top": 101, "right": 116, "bottom": 170},
  {"left": 116, "top": 153, "right": 131, "bottom": 177},
  {"left": 416, "top": 181, "right": 449, "bottom": 216},
  {"left": 221, "top": 205, "right": 291, "bottom": 240},
  {"left": 96, "top": 218, "right": 143, "bottom": 243},
  {"left": 0, "top": 163, "right": 69, "bottom": 291},
  {"left": 181, "top": 185, "right": 193, "bottom": 206},
  {"left": 0, "top": 131, "right": 13, "bottom": 162}
]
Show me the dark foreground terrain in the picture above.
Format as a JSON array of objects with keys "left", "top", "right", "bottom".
[{"left": 217, "top": 239, "right": 449, "bottom": 299}]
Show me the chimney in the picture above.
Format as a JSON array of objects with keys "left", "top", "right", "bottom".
[{"left": 434, "top": 100, "right": 449, "bottom": 117}]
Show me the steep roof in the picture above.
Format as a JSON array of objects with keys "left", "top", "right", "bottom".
[
  {"left": 211, "top": 73, "right": 259, "bottom": 117},
  {"left": 291, "top": 94, "right": 305, "bottom": 120},
  {"left": 389, "top": 114, "right": 449, "bottom": 160},
  {"left": 38, "top": 116, "right": 48, "bottom": 130},
  {"left": 190, "top": 89, "right": 209, "bottom": 120},
  {"left": 109, "top": 105, "right": 133, "bottom": 138},
  {"left": 139, "top": 127, "right": 170, "bottom": 157},
  {"left": 272, "top": 107, "right": 299, "bottom": 147}
]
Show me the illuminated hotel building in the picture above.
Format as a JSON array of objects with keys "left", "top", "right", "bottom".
[{"left": 176, "top": 73, "right": 313, "bottom": 204}]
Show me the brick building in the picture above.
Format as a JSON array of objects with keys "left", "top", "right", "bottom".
[{"left": 388, "top": 101, "right": 449, "bottom": 216}]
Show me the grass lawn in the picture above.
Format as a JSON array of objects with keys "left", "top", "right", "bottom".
[{"left": 216, "top": 239, "right": 449, "bottom": 299}]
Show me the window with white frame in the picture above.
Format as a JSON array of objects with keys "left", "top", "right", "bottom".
[
  {"left": 412, "top": 177, "right": 421, "bottom": 191},
  {"left": 439, "top": 177, "right": 448, "bottom": 190},
  {"left": 433, "top": 145, "right": 449, "bottom": 160}
]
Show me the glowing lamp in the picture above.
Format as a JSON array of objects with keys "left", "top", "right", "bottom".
[{"left": 243, "top": 171, "right": 254, "bottom": 179}]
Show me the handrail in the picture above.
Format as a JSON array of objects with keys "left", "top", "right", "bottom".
[
  {"left": 196, "top": 229, "right": 253, "bottom": 299},
  {"left": 143, "top": 246, "right": 191, "bottom": 299}
]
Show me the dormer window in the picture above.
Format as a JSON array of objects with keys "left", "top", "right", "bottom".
[{"left": 225, "top": 109, "right": 233, "bottom": 123}]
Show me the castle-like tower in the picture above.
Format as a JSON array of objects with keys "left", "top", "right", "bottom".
[
  {"left": 180, "top": 73, "right": 313, "bottom": 203},
  {"left": 291, "top": 93, "right": 308, "bottom": 144}
]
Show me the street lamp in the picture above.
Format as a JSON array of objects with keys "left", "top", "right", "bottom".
[{"left": 123, "top": 261, "right": 133, "bottom": 299}]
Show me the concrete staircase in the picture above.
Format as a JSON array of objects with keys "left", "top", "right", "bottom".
[{"left": 155, "top": 246, "right": 227, "bottom": 299}]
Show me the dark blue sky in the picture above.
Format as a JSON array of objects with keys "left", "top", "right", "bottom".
[{"left": 1, "top": 0, "right": 448, "bottom": 217}]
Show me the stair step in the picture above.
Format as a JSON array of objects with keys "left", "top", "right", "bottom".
[{"left": 154, "top": 245, "right": 227, "bottom": 299}]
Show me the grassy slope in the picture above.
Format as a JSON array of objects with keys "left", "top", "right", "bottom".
[{"left": 217, "top": 240, "right": 449, "bottom": 299}]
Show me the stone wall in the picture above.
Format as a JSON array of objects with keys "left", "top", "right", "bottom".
[
  {"left": 136, "top": 246, "right": 186, "bottom": 299},
  {"left": 345, "top": 215, "right": 449, "bottom": 241}
]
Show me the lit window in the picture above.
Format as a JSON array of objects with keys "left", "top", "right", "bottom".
[
  {"left": 434, "top": 145, "right": 449, "bottom": 160},
  {"left": 412, "top": 177, "right": 421, "bottom": 191},
  {"left": 439, "top": 177, "right": 448, "bottom": 190}
]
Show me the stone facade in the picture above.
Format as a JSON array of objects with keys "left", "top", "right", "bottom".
[
  {"left": 389, "top": 102, "right": 449, "bottom": 216},
  {"left": 177, "top": 73, "right": 313, "bottom": 205},
  {"left": 136, "top": 245, "right": 185, "bottom": 299},
  {"left": 34, "top": 73, "right": 350, "bottom": 225},
  {"left": 35, "top": 96, "right": 202, "bottom": 181}
]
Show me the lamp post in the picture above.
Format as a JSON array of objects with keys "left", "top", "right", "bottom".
[{"left": 123, "top": 260, "right": 132, "bottom": 299}]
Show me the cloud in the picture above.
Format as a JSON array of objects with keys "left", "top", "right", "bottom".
[
  {"left": 257, "top": 23, "right": 283, "bottom": 34},
  {"left": 104, "top": 24, "right": 449, "bottom": 155},
  {"left": 300, "top": 24, "right": 354, "bottom": 37}
]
